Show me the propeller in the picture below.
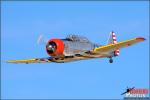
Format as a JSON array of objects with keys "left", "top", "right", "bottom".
[{"left": 37, "top": 34, "right": 48, "bottom": 45}]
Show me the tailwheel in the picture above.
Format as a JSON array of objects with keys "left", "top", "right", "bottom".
[{"left": 109, "top": 58, "right": 113, "bottom": 63}]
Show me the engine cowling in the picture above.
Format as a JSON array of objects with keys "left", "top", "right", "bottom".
[{"left": 46, "top": 39, "right": 64, "bottom": 57}]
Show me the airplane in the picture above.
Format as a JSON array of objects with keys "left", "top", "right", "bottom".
[
  {"left": 7, "top": 31, "right": 145, "bottom": 64},
  {"left": 121, "top": 87, "right": 135, "bottom": 95}
]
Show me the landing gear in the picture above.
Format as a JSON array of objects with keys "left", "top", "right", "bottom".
[{"left": 109, "top": 58, "right": 113, "bottom": 63}]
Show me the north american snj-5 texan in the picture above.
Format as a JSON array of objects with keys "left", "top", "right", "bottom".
[{"left": 7, "top": 31, "right": 145, "bottom": 64}]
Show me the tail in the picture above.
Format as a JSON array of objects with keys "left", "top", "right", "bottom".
[{"left": 107, "top": 31, "right": 120, "bottom": 56}]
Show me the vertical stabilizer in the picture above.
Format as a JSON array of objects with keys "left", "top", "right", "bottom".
[{"left": 107, "top": 31, "right": 120, "bottom": 56}]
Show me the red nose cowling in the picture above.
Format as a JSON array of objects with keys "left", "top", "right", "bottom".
[{"left": 46, "top": 39, "right": 64, "bottom": 57}]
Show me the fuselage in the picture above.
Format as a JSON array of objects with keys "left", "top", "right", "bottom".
[
  {"left": 46, "top": 35, "right": 100, "bottom": 57},
  {"left": 62, "top": 39, "right": 99, "bottom": 56}
]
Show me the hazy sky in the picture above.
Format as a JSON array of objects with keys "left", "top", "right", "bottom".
[{"left": 1, "top": 1, "right": 149, "bottom": 99}]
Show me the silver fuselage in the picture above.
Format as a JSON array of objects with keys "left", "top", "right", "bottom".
[{"left": 62, "top": 39, "right": 100, "bottom": 56}]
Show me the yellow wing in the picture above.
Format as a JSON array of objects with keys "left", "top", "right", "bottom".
[
  {"left": 7, "top": 58, "right": 52, "bottom": 64},
  {"left": 93, "top": 37, "right": 145, "bottom": 54}
]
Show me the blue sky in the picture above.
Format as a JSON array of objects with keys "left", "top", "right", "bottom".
[{"left": 1, "top": 1, "right": 149, "bottom": 99}]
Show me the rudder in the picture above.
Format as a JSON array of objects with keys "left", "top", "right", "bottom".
[{"left": 107, "top": 31, "right": 120, "bottom": 56}]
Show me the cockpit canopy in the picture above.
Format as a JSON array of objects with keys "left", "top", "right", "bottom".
[{"left": 66, "top": 34, "right": 90, "bottom": 43}]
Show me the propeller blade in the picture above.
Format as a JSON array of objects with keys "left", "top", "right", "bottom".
[{"left": 37, "top": 34, "right": 48, "bottom": 45}]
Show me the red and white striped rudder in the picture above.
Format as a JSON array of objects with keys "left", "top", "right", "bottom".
[{"left": 111, "top": 31, "right": 120, "bottom": 56}]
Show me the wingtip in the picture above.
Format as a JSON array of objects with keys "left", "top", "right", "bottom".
[
  {"left": 6, "top": 60, "right": 13, "bottom": 63},
  {"left": 136, "top": 37, "right": 146, "bottom": 41},
  {"left": 6, "top": 60, "right": 16, "bottom": 63}
]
